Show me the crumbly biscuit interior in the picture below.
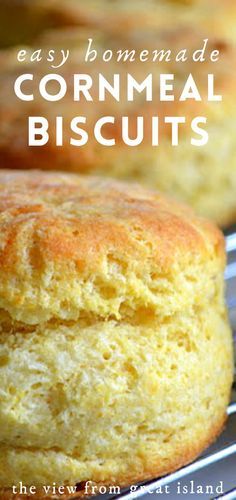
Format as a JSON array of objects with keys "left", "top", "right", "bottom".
[{"left": 0, "top": 260, "right": 233, "bottom": 486}]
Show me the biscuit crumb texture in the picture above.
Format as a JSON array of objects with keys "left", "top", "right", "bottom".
[{"left": 0, "top": 170, "right": 233, "bottom": 490}]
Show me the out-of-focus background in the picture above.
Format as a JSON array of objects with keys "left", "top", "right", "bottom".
[{"left": 0, "top": 0, "right": 236, "bottom": 227}]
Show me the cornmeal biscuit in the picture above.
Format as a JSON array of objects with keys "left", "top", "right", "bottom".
[
  {"left": 0, "top": 170, "right": 233, "bottom": 497},
  {"left": 0, "top": 27, "right": 235, "bottom": 226}
]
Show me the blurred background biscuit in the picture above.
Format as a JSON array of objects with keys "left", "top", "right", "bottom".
[
  {"left": 0, "top": 25, "right": 235, "bottom": 226},
  {"left": 1, "top": 0, "right": 236, "bottom": 48}
]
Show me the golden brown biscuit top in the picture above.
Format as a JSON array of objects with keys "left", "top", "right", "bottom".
[
  {"left": 0, "top": 170, "right": 224, "bottom": 324},
  {"left": 0, "top": 169, "right": 222, "bottom": 266}
]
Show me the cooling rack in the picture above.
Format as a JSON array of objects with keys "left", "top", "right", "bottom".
[{"left": 76, "top": 228, "right": 236, "bottom": 500}]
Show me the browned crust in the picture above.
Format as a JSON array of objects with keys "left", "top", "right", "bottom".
[
  {"left": 0, "top": 169, "right": 224, "bottom": 272},
  {"left": 0, "top": 412, "right": 227, "bottom": 499}
]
